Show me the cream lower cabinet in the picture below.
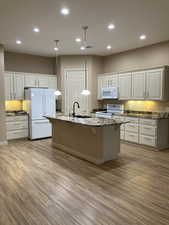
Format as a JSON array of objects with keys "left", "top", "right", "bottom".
[
  {"left": 113, "top": 115, "right": 169, "bottom": 150},
  {"left": 6, "top": 115, "right": 28, "bottom": 140}
]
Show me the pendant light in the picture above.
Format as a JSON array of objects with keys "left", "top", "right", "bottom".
[
  {"left": 54, "top": 40, "right": 62, "bottom": 96},
  {"left": 81, "top": 26, "right": 91, "bottom": 96}
]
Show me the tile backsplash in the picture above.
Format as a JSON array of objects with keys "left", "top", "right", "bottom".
[
  {"left": 100, "top": 100, "right": 169, "bottom": 112},
  {"left": 5, "top": 101, "right": 23, "bottom": 111}
]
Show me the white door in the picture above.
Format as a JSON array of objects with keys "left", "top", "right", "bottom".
[
  {"left": 5, "top": 72, "right": 14, "bottom": 100},
  {"left": 64, "top": 69, "right": 88, "bottom": 115},
  {"left": 48, "top": 76, "right": 57, "bottom": 89},
  {"left": 14, "top": 74, "right": 24, "bottom": 100},
  {"left": 146, "top": 69, "right": 163, "bottom": 100},
  {"left": 132, "top": 71, "right": 146, "bottom": 99},
  {"left": 43, "top": 89, "right": 56, "bottom": 116},
  {"left": 97, "top": 76, "right": 103, "bottom": 100},
  {"left": 119, "top": 73, "right": 132, "bottom": 99},
  {"left": 30, "top": 88, "right": 44, "bottom": 120},
  {"left": 38, "top": 76, "right": 49, "bottom": 88},
  {"left": 24, "top": 74, "right": 37, "bottom": 87}
]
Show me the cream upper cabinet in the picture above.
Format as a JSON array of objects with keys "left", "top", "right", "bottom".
[
  {"left": 13, "top": 74, "right": 24, "bottom": 100},
  {"left": 97, "top": 74, "right": 118, "bottom": 100},
  {"left": 132, "top": 71, "right": 146, "bottom": 99},
  {"left": 48, "top": 76, "right": 57, "bottom": 89},
  {"left": 37, "top": 75, "right": 49, "bottom": 88},
  {"left": 5, "top": 72, "right": 14, "bottom": 100},
  {"left": 5, "top": 72, "right": 24, "bottom": 100},
  {"left": 146, "top": 69, "right": 163, "bottom": 100},
  {"left": 118, "top": 73, "right": 132, "bottom": 100},
  {"left": 24, "top": 74, "right": 37, "bottom": 87}
]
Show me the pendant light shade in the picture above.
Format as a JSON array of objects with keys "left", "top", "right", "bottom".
[
  {"left": 81, "top": 26, "right": 91, "bottom": 96},
  {"left": 54, "top": 40, "right": 62, "bottom": 96},
  {"left": 54, "top": 90, "right": 62, "bottom": 96}
]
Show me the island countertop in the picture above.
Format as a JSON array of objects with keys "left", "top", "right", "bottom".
[{"left": 46, "top": 115, "right": 126, "bottom": 127}]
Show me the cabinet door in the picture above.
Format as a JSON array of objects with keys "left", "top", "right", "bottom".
[
  {"left": 97, "top": 76, "right": 104, "bottom": 100},
  {"left": 13, "top": 74, "right": 24, "bottom": 100},
  {"left": 37, "top": 76, "right": 49, "bottom": 88},
  {"left": 105, "top": 75, "right": 118, "bottom": 88},
  {"left": 24, "top": 74, "right": 37, "bottom": 87},
  {"left": 132, "top": 71, "right": 146, "bottom": 99},
  {"left": 146, "top": 69, "right": 163, "bottom": 100},
  {"left": 5, "top": 72, "right": 14, "bottom": 100},
  {"left": 48, "top": 76, "right": 57, "bottom": 89},
  {"left": 119, "top": 73, "right": 132, "bottom": 99}
]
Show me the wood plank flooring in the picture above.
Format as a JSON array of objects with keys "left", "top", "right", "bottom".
[{"left": 0, "top": 139, "right": 169, "bottom": 225}]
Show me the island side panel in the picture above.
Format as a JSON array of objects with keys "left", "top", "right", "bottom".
[
  {"left": 51, "top": 119, "right": 104, "bottom": 164},
  {"left": 102, "top": 125, "right": 120, "bottom": 161}
]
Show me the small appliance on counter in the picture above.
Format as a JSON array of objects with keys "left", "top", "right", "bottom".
[
  {"left": 96, "top": 104, "right": 124, "bottom": 118},
  {"left": 102, "top": 87, "right": 118, "bottom": 99},
  {"left": 25, "top": 88, "right": 56, "bottom": 140}
]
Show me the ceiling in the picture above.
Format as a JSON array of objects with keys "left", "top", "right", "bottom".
[{"left": 0, "top": 0, "right": 169, "bottom": 57}]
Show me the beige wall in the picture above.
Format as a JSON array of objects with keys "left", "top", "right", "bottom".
[
  {"left": 103, "top": 41, "right": 169, "bottom": 73},
  {"left": 58, "top": 55, "right": 103, "bottom": 113},
  {"left": 4, "top": 52, "right": 56, "bottom": 74},
  {"left": 0, "top": 45, "right": 6, "bottom": 142}
]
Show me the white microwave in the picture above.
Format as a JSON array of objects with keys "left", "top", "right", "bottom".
[{"left": 101, "top": 87, "right": 118, "bottom": 99}]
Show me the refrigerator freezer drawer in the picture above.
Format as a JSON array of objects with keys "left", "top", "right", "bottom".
[{"left": 30, "top": 120, "right": 52, "bottom": 140}]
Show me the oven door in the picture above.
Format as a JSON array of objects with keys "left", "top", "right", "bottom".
[{"left": 102, "top": 87, "right": 118, "bottom": 99}]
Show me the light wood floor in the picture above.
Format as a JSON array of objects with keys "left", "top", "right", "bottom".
[{"left": 0, "top": 139, "right": 169, "bottom": 225}]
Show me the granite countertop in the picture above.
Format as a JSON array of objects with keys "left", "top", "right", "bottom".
[
  {"left": 6, "top": 111, "right": 28, "bottom": 117},
  {"left": 46, "top": 115, "right": 126, "bottom": 127},
  {"left": 113, "top": 112, "right": 169, "bottom": 119}
]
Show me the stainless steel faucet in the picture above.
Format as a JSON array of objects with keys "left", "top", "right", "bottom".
[{"left": 72, "top": 102, "right": 80, "bottom": 117}]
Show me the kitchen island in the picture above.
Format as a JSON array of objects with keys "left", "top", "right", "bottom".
[{"left": 47, "top": 116, "right": 125, "bottom": 164}]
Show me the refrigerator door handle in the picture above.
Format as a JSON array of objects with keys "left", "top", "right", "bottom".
[{"left": 43, "top": 93, "right": 46, "bottom": 116}]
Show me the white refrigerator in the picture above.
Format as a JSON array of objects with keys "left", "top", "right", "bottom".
[{"left": 25, "top": 88, "right": 56, "bottom": 140}]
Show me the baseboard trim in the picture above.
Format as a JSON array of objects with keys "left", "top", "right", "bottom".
[{"left": 0, "top": 141, "right": 8, "bottom": 146}]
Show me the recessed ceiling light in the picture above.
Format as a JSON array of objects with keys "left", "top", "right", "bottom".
[
  {"left": 140, "top": 34, "right": 146, "bottom": 40},
  {"left": 54, "top": 47, "right": 59, "bottom": 51},
  {"left": 61, "top": 8, "right": 70, "bottom": 15},
  {"left": 33, "top": 27, "right": 40, "bottom": 33},
  {"left": 75, "top": 38, "right": 81, "bottom": 42},
  {"left": 107, "top": 45, "right": 112, "bottom": 50},
  {"left": 108, "top": 24, "right": 115, "bottom": 30},
  {"left": 80, "top": 46, "right": 85, "bottom": 50},
  {"left": 16, "top": 40, "right": 22, "bottom": 45}
]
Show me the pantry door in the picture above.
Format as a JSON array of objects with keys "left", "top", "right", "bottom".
[{"left": 64, "top": 69, "right": 89, "bottom": 115}]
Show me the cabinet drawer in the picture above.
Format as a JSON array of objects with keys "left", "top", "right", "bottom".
[
  {"left": 125, "top": 123, "right": 139, "bottom": 133},
  {"left": 140, "top": 125, "right": 157, "bottom": 137},
  {"left": 6, "top": 121, "right": 28, "bottom": 131},
  {"left": 139, "top": 118, "right": 157, "bottom": 126},
  {"left": 120, "top": 131, "right": 125, "bottom": 140},
  {"left": 139, "top": 135, "right": 156, "bottom": 147},
  {"left": 7, "top": 129, "right": 28, "bottom": 140},
  {"left": 6, "top": 115, "right": 28, "bottom": 122},
  {"left": 125, "top": 132, "right": 139, "bottom": 143},
  {"left": 125, "top": 117, "right": 139, "bottom": 124}
]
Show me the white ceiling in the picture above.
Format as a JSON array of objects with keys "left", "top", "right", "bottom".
[{"left": 0, "top": 0, "right": 169, "bottom": 57}]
